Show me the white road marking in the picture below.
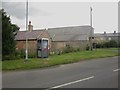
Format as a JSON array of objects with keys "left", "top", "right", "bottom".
[
  {"left": 113, "top": 69, "right": 120, "bottom": 72},
  {"left": 48, "top": 76, "right": 94, "bottom": 89}
]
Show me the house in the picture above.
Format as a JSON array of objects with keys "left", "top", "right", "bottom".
[
  {"left": 94, "top": 31, "right": 120, "bottom": 44},
  {"left": 48, "top": 25, "right": 94, "bottom": 52},
  {"left": 15, "top": 21, "right": 94, "bottom": 56}
]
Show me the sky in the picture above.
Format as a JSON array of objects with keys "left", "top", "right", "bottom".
[{"left": 1, "top": 0, "right": 118, "bottom": 33}]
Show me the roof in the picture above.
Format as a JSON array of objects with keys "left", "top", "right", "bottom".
[
  {"left": 52, "top": 34, "right": 88, "bottom": 41},
  {"left": 48, "top": 25, "right": 94, "bottom": 41},
  {"left": 15, "top": 25, "right": 94, "bottom": 41},
  {"left": 94, "top": 33, "right": 120, "bottom": 37},
  {"left": 15, "top": 29, "right": 46, "bottom": 40}
]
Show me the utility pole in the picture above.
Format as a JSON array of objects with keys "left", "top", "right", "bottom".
[
  {"left": 25, "top": 0, "right": 28, "bottom": 61},
  {"left": 90, "top": 7, "right": 93, "bottom": 51}
]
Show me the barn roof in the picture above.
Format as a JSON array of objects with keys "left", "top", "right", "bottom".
[
  {"left": 48, "top": 25, "right": 94, "bottom": 41},
  {"left": 15, "top": 25, "right": 94, "bottom": 41}
]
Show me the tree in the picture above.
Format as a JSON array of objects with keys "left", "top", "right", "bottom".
[{"left": 1, "top": 9, "right": 19, "bottom": 60}]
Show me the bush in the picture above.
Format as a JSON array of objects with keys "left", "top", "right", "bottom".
[
  {"left": 2, "top": 50, "right": 23, "bottom": 61},
  {"left": 2, "top": 54, "right": 16, "bottom": 61},
  {"left": 86, "top": 45, "right": 89, "bottom": 50},
  {"left": 62, "top": 46, "right": 81, "bottom": 54},
  {"left": 15, "top": 51, "right": 21, "bottom": 59},
  {"left": 54, "top": 47, "right": 81, "bottom": 55},
  {"left": 96, "top": 43, "right": 100, "bottom": 48},
  {"left": 63, "top": 46, "right": 74, "bottom": 53},
  {"left": 118, "top": 41, "right": 120, "bottom": 47},
  {"left": 55, "top": 49, "right": 62, "bottom": 55},
  {"left": 29, "top": 52, "right": 37, "bottom": 58},
  {"left": 76, "top": 47, "right": 80, "bottom": 51},
  {"left": 96, "top": 40, "right": 119, "bottom": 48},
  {"left": 109, "top": 40, "right": 118, "bottom": 47},
  {"left": 20, "top": 49, "right": 25, "bottom": 58}
]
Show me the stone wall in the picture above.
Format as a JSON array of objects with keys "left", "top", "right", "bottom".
[
  {"left": 16, "top": 40, "right": 37, "bottom": 55},
  {"left": 16, "top": 31, "right": 52, "bottom": 56},
  {"left": 51, "top": 40, "right": 89, "bottom": 53}
]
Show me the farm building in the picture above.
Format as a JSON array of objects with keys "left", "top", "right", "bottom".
[
  {"left": 15, "top": 21, "right": 94, "bottom": 57},
  {"left": 48, "top": 25, "right": 94, "bottom": 53}
]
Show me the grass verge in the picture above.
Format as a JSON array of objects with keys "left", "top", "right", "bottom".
[{"left": 2, "top": 48, "right": 118, "bottom": 71}]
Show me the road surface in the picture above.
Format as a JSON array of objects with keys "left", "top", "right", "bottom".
[{"left": 2, "top": 56, "right": 119, "bottom": 88}]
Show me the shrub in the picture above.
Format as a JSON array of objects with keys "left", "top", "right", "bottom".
[
  {"left": 63, "top": 46, "right": 74, "bottom": 53},
  {"left": 2, "top": 54, "right": 16, "bottom": 61},
  {"left": 76, "top": 47, "right": 80, "bottom": 51},
  {"left": 55, "top": 49, "right": 62, "bottom": 55},
  {"left": 15, "top": 51, "right": 21, "bottom": 59},
  {"left": 29, "top": 52, "right": 37, "bottom": 58},
  {"left": 2, "top": 50, "right": 23, "bottom": 61},
  {"left": 96, "top": 40, "right": 119, "bottom": 48},
  {"left": 20, "top": 49, "right": 25, "bottom": 59},
  {"left": 86, "top": 45, "right": 89, "bottom": 50}
]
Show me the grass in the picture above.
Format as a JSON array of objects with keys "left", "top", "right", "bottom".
[
  {"left": 0, "top": 61, "right": 1, "bottom": 71},
  {"left": 2, "top": 48, "right": 118, "bottom": 71}
]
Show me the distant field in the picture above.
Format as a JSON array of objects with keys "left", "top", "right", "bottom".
[{"left": 2, "top": 48, "right": 118, "bottom": 71}]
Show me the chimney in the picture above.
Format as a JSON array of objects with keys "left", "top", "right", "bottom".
[
  {"left": 114, "top": 30, "right": 116, "bottom": 34},
  {"left": 104, "top": 31, "right": 106, "bottom": 34},
  {"left": 28, "top": 21, "right": 33, "bottom": 32}
]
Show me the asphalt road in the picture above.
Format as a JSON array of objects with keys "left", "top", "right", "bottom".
[{"left": 2, "top": 56, "right": 119, "bottom": 88}]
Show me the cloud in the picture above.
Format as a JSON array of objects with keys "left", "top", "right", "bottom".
[
  {"left": 2, "top": 2, "right": 26, "bottom": 19},
  {"left": 1, "top": 2, "right": 52, "bottom": 30},
  {"left": 1, "top": 2, "right": 117, "bottom": 33},
  {"left": 2, "top": 2, "right": 51, "bottom": 20}
]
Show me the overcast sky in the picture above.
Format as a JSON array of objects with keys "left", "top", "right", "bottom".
[{"left": 2, "top": 1, "right": 118, "bottom": 33}]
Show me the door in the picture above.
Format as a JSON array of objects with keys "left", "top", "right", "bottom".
[{"left": 37, "top": 40, "right": 42, "bottom": 58}]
